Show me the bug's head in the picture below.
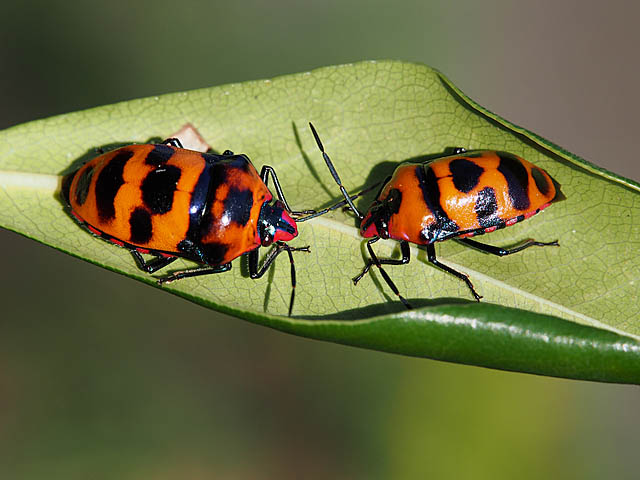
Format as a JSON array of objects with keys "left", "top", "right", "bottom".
[
  {"left": 258, "top": 200, "right": 298, "bottom": 246},
  {"left": 359, "top": 188, "right": 402, "bottom": 240},
  {"left": 360, "top": 206, "right": 388, "bottom": 239}
]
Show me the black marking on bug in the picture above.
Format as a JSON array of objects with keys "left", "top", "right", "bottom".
[
  {"left": 202, "top": 152, "right": 222, "bottom": 166},
  {"left": 129, "top": 207, "right": 153, "bottom": 244},
  {"left": 475, "top": 186, "right": 501, "bottom": 228},
  {"left": 497, "top": 153, "right": 530, "bottom": 211},
  {"left": 183, "top": 164, "right": 212, "bottom": 245},
  {"left": 223, "top": 188, "right": 254, "bottom": 226},
  {"left": 141, "top": 165, "right": 182, "bottom": 215},
  {"left": 95, "top": 149, "right": 133, "bottom": 222},
  {"left": 208, "top": 161, "right": 230, "bottom": 196},
  {"left": 226, "top": 154, "right": 254, "bottom": 174},
  {"left": 146, "top": 144, "right": 175, "bottom": 166},
  {"left": 531, "top": 167, "right": 550, "bottom": 196},
  {"left": 194, "top": 161, "right": 230, "bottom": 239},
  {"left": 449, "top": 158, "right": 484, "bottom": 193},
  {"left": 74, "top": 165, "right": 94, "bottom": 206},
  {"left": 199, "top": 241, "right": 230, "bottom": 266},
  {"left": 417, "top": 165, "right": 459, "bottom": 243}
]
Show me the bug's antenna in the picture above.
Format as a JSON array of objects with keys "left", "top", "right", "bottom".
[
  {"left": 309, "top": 123, "right": 363, "bottom": 219},
  {"left": 294, "top": 180, "right": 381, "bottom": 222}
]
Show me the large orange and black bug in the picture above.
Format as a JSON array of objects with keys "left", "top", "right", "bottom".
[
  {"left": 308, "top": 123, "right": 563, "bottom": 309},
  {"left": 63, "top": 138, "right": 318, "bottom": 316}
]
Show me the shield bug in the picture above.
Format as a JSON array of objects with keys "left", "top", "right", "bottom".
[
  {"left": 64, "top": 137, "right": 320, "bottom": 315},
  {"left": 308, "top": 123, "right": 562, "bottom": 308}
]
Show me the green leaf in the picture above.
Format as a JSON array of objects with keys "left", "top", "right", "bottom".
[{"left": 1, "top": 60, "right": 639, "bottom": 384}]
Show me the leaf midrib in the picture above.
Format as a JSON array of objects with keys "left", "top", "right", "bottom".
[{"left": 0, "top": 171, "right": 61, "bottom": 190}]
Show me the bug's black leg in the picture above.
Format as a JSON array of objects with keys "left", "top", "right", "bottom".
[
  {"left": 162, "top": 138, "right": 184, "bottom": 148},
  {"left": 249, "top": 242, "right": 311, "bottom": 316},
  {"left": 353, "top": 240, "right": 411, "bottom": 283},
  {"left": 130, "top": 250, "right": 178, "bottom": 273},
  {"left": 352, "top": 238, "right": 412, "bottom": 309},
  {"left": 259, "top": 165, "right": 315, "bottom": 216},
  {"left": 157, "top": 263, "right": 232, "bottom": 284},
  {"left": 427, "top": 244, "right": 482, "bottom": 301},
  {"left": 249, "top": 242, "right": 311, "bottom": 278},
  {"left": 458, "top": 238, "right": 559, "bottom": 256}
]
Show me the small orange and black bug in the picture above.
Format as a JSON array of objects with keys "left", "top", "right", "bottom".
[
  {"left": 308, "top": 123, "right": 563, "bottom": 309},
  {"left": 64, "top": 137, "right": 318, "bottom": 315}
]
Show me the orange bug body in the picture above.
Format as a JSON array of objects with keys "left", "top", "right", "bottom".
[
  {"left": 309, "top": 123, "right": 562, "bottom": 308},
  {"left": 65, "top": 139, "right": 313, "bottom": 315}
]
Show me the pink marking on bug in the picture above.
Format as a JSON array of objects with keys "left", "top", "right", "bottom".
[
  {"left": 505, "top": 218, "right": 518, "bottom": 227},
  {"left": 87, "top": 225, "right": 101, "bottom": 235},
  {"left": 484, "top": 226, "right": 498, "bottom": 233}
]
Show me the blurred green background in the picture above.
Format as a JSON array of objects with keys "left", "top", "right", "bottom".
[{"left": 1, "top": 1, "right": 639, "bottom": 478}]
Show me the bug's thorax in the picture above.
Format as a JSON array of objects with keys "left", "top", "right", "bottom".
[{"left": 257, "top": 200, "right": 297, "bottom": 246}]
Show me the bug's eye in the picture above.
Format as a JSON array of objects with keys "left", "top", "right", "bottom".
[
  {"left": 386, "top": 188, "right": 401, "bottom": 205},
  {"left": 260, "top": 224, "right": 275, "bottom": 246}
]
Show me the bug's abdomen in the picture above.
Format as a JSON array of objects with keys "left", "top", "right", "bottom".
[
  {"left": 383, "top": 151, "right": 557, "bottom": 244},
  {"left": 69, "top": 144, "right": 209, "bottom": 254}
]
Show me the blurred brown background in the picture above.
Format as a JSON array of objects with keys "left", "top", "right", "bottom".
[{"left": 1, "top": 1, "right": 639, "bottom": 479}]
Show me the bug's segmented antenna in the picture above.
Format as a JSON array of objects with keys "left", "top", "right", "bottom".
[
  {"left": 309, "top": 123, "right": 363, "bottom": 219},
  {"left": 293, "top": 181, "right": 382, "bottom": 222}
]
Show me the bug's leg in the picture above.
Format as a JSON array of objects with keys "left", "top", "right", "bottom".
[
  {"left": 249, "top": 242, "right": 311, "bottom": 316},
  {"left": 353, "top": 239, "right": 412, "bottom": 309},
  {"left": 427, "top": 244, "right": 482, "bottom": 301},
  {"left": 259, "top": 165, "right": 315, "bottom": 216},
  {"left": 130, "top": 250, "right": 178, "bottom": 273},
  {"left": 458, "top": 238, "right": 559, "bottom": 257},
  {"left": 353, "top": 240, "right": 411, "bottom": 283},
  {"left": 248, "top": 242, "right": 307, "bottom": 279},
  {"left": 157, "top": 263, "right": 232, "bottom": 284},
  {"left": 162, "top": 138, "right": 184, "bottom": 148}
]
